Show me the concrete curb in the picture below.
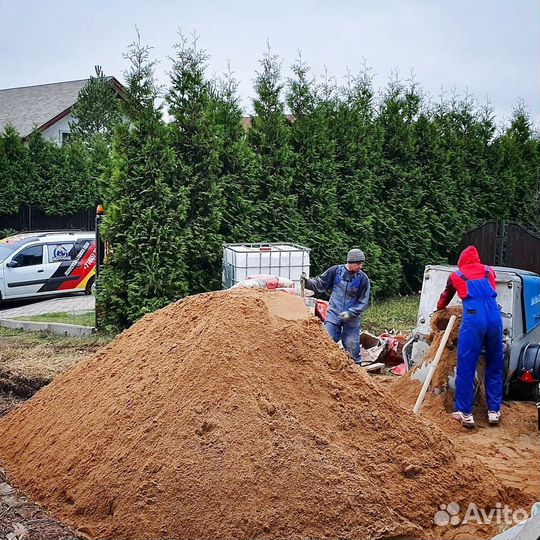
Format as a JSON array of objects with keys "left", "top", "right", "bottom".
[{"left": 0, "top": 318, "right": 95, "bottom": 337}]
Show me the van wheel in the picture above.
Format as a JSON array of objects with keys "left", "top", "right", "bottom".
[{"left": 85, "top": 277, "right": 96, "bottom": 296}]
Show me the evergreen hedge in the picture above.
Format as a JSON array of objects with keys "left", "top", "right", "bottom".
[{"left": 0, "top": 36, "right": 538, "bottom": 331}]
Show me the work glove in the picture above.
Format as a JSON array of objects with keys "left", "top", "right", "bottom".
[{"left": 340, "top": 311, "right": 351, "bottom": 322}]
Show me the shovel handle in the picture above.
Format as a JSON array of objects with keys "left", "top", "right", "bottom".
[{"left": 413, "top": 315, "right": 457, "bottom": 414}]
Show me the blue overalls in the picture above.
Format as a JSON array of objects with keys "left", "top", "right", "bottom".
[
  {"left": 455, "top": 267, "right": 504, "bottom": 414},
  {"left": 324, "top": 266, "right": 368, "bottom": 364}
]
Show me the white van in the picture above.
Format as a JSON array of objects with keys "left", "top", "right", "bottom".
[{"left": 0, "top": 231, "right": 96, "bottom": 303}]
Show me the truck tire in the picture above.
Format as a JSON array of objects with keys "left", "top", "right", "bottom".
[{"left": 85, "top": 277, "right": 96, "bottom": 296}]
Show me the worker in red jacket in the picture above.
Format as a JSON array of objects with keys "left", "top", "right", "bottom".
[{"left": 437, "top": 245, "right": 504, "bottom": 428}]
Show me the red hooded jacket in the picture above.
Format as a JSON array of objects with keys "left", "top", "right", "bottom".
[{"left": 437, "top": 246, "right": 497, "bottom": 310}]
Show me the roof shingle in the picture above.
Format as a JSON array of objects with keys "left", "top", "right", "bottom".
[{"left": 0, "top": 79, "right": 90, "bottom": 138}]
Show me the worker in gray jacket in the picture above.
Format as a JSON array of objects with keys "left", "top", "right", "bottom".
[{"left": 302, "top": 249, "right": 370, "bottom": 364}]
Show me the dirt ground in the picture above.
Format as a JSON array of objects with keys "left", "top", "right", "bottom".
[
  {"left": 0, "top": 466, "right": 79, "bottom": 540},
  {"left": 0, "top": 331, "right": 106, "bottom": 540},
  {"left": 380, "top": 305, "right": 539, "bottom": 538},
  {"left": 0, "top": 306, "right": 538, "bottom": 540},
  {"left": 3, "top": 391, "right": 536, "bottom": 540},
  {"left": 0, "top": 332, "right": 106, "bottom": 398},
  {"left": 381, "top": 375, "right": 539, "bottom": 504}
]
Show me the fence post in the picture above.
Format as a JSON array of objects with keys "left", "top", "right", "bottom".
[
  {"left": 95, "top": 205, "right": 105, "bottom": 331},
  {"left": 496, "top": 220, "right": 507, "bottom": 266}
]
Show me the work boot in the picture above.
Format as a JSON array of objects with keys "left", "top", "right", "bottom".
[
  {"left": 451, "top": 411, "right": 475, "bottom": 428},
  {"left": 487, "top": 410, "right": 501, "bottom": 425}
]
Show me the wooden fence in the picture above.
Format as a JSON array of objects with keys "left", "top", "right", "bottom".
[{"left": 459, "top": 221, "right": 540, "bottom": 274}]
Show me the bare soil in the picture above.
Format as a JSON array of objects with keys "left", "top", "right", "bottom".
[
  {"left": 389, "top": 308, "right": 539, "bottom": 538},
  {"left": 0, "top": 467, "right": 79, "bottom": 540},
  {"left": 0, "top": 290, "right": 533, "bottom": 540},
  {"left": 0, "top": 333, "right": 105, "bottom": 540},
  {"left": 0, "top": 334, "right": 103, "bottom": 399}
]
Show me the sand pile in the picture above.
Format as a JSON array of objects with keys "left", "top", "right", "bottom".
[
  {"left": 392, "top": 307, "right": 464, "bottom": 427},
  {"left": 391, "top": 308, "right": 540, "bottom": 507},
  {"left": 0, "top": 291, "right": 529, "bottom": 539}
]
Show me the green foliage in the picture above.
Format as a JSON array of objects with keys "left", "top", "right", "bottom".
[
  {"left": 97, "top": 34, "right": 190, "bottom": 332},
  {"left": 3, "top": 35, "right": 538, "bottom": 331},
  {"left": 248, "top": 47, "right": 299, "bottom": 241},
  {"left": 166, "top": 34, "right": 225, "bottom": 293},
  {"left": 287, "top": 56, "right": 344, "bottom": 274},
  {"left": 62, "top": 140, "right": 98, "bottom": 211},
  {"left": 0, "top": 127, "right": 98, "bottom": 217},
  {"left": 25, "top": 131, "right": 58, "bottom": 209},
  {"left": 69, "top": 65, "right": 123, "bottom": 203},
  {"left": 215, "top": 69, "right": 258, "bottom": 243},
  {"left": 0, "top": 228, "right": 17, "bottom": 239},
  {"left": 0, "top": 125, "right": 28, "bottom": 214},
  {"left": 72, "top": 38, "right": 540, "bottom": 330},
  {"left": 492, "top": 105, "right": 540, "bottom": 233},
  {"left": 25, "top": 132, "right": 97, "bottom": 215},
  {"left": 362, "top": 295, "right": 420, "bottom": 335},
  {"left": 70, "top": 65, "right": 122, "bottom": 143}
]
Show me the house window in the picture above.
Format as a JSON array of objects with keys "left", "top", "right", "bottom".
[{"left": 60, "top": 131, "right": 71, "bottom": 144}]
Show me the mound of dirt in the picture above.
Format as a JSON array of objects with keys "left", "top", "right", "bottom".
[
  {"left": 391, "top": 307, "right": 540, "bottom": 505},
  {"left": 0, "top": 291, "right": 531, "bottom": 539},
  {"left": 392, "top": 307, "right": 464, "bottom": 430}
]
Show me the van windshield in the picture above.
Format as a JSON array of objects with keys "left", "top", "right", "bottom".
[{"left": 0, "top": 245, "right": 16, "bottom": 263}]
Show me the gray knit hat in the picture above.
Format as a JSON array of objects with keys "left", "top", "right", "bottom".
[{"left": 347, "top": 249, "right": 365, "bottom": 263}]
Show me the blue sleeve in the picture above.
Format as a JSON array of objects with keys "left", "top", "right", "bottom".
[
  {"left": 347, "top": 273, "right": 371, "bottom": 317},
  {"left": 305, "top": 265, "right": 338, "bottom": 294}
]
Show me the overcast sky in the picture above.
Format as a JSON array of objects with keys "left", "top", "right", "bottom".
[{"left": 1, "top": 0, "right": 538, "bottom": 126}]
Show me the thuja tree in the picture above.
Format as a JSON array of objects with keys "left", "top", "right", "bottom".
[
  {"left": 247, "top": 47, "right": 300, "bottom": 242},
  {"left": 98, "top": 34, "right": 189, "bottom": 331},
  {"left": 24, "top": 131, "right": 96, "bottom": 215},
  {"left": 375, "top": 74, "right": 434, "bottom": 292},
  {"left": 0, "top": 126, "right": 29, "bottom": 215},
  {"left": 331, "top": 69, "right": 402, "bottom": 297},
  {"left": 70, "top": 65, "right": 123, "bottom": 202},
  {"left": 167, "top": 33, "right": 226, "bottom": 293},
  {"left": 494, "top": 106, "right": 540, "bottom": 233},
  {"left": 70, "top": 65, "right": 122, "bottom": 143},
  {"left": 214, "top": 68, "right": 259, "bottom": 244},
  {"left": 286, "top": 56, "right": 344, "bottom": 274}
]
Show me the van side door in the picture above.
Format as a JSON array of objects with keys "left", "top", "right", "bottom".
[
  {"left": 4, "top": 244, "right": 46, "bottom": 298},
  {"left": 44, "top": 239, "right": 95, "bottom": 293}
]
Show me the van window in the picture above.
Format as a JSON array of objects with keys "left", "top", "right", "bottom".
[
  {"left": 72, "top": 240, "right": 90, "bottom": 259},
  {"left": 0, "top": 245, "right": 16, "bottom": 263},
  {"left": 13, "top": 245, "right": 43, "bottom": 267},
  {"left": 48, "top": 243, "right": 75, "bottom": 262}
]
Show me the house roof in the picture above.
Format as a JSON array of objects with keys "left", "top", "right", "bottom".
[{"left": 0, "top": 77, "right": 124, "bottom": 138}]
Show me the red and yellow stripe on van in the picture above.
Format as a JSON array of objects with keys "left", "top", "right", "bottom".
[{"left": 37, "top": 240, "right": 97, "bottom": 293}]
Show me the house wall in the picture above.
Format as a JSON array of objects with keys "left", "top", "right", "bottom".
[{"left": 41, "top": 113, "right": 74, "bottom": 145}]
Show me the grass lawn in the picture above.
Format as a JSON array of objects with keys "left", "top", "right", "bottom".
[
  {"left": 362, "top": 295, "right": 420, "bottom": 335},
  {"left": 13, "top": 311, "right": 96, "bottom": 327},
  {"left": 0, "top": 325, "right": 111, "bottom": 345}
]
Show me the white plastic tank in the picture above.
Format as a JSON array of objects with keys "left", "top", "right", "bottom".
[{"left": 222, "top": 243, "right": 310, "bottom": 288}]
